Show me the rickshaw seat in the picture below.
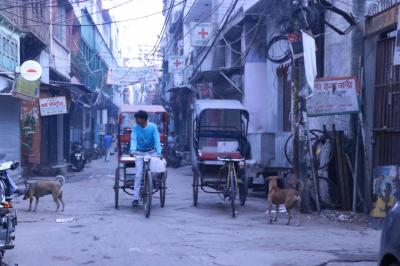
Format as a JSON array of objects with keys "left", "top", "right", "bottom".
[
  {"left": 120, "top": 134, "right": 131, "bottom": 143},
  {"left": 199, "top": 151, "right": 242, "bottom": 161}
]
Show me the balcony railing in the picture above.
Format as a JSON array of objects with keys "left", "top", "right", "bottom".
[{"left": 368, "top": 0, "right": 400, "bottom": 16}]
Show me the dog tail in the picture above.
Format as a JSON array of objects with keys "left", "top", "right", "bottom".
[{"left": 56, "top": 175, "right": 65, "bottom": 187}]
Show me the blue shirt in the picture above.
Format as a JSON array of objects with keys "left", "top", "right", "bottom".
[
  {"left": 103, "top": 135, "right": 113, "bottom": 149},
  {"left": 130, "top": 122, "right": 162, "bottom": 156}
]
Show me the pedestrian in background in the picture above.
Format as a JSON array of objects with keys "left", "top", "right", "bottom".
[{"left": 103, "top": 132, "right": 113, "bottom": 162}]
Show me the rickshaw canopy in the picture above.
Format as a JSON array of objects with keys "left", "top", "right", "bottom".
[
  {"left": 194, "top": 100, "right": 249, "bottom": 118},
  {"left": 119, "top": 104, "right": 167, "bottom": 114}
]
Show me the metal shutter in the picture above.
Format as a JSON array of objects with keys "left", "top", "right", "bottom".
[{"left": 0, "top": 96, "right": 20, "bottom": 165}]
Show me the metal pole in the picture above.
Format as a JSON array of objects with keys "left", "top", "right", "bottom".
[
  {"left": 292, "top": 58, "right": 311, "bottom": 213},
  {"left": 352, "top": 122, "right": 360, "bottom": 212},
  {"left": 305, "top": 114, "right": 321, "bottom": 214},
  {"left": 299, "top": 95, "right": 311, "bottom": 212},
  {"left": 292, "top": 60, "right": 300, "bottom": 182}
]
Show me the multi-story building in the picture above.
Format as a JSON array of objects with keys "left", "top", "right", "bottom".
[
  {"left": 162, "top": 0, "right": 384, "bottom": 212},
  {"left": 0, "top": 1, "right": 50, "bottom": 175},
  {"left": 0, "top": 0, "right": 121, "bottom": 176}
]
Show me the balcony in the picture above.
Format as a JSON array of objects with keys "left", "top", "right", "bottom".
[
  {"left": 0, "top": 0, "right": 49, "bottom": 58},
  {"left": 367, "top": 0, "right": 400, "bottom": 16}
]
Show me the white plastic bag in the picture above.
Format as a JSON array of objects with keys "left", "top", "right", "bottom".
[{"left": 150, "top": 157, "right": 167, "bottom": 173}]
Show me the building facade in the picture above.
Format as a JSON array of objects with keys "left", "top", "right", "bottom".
[
  {"left": 161, "top": 0, "right": 387, "bottom": 212},
  {"left": 0, "top": 0, "right": 121, "bottom": 176}
]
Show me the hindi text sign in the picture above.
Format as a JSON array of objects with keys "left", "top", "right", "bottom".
[
  {"left": 107, "top": 66, "right": 158, "bottom": 86},
  {"left": 39, "top": 97, "right": 68, "bottom": 116},
  {"left": 307, "top": 77, "right": 359, "bottom": 117}
]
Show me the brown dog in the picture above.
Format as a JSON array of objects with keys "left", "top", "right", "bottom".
[
  {"left": 23, "top": 175, "right": 65, "bottom": 212},
  {"left": 267, "top": 176, "right": 303, "bottom": 226}
]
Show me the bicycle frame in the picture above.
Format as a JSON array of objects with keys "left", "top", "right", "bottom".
[{"left": 224, "top": 161, "right": 238, "bottom": 198}]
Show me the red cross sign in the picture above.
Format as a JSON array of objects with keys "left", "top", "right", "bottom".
[
  {"left": 198, "top": 27, "right": 209, "bottom": 39},
  {"left": 169, "top": 56, "right": 185, "bottom": 73},
  {"left": 174, "top": 59, "right": 182, "bottom": 68}
]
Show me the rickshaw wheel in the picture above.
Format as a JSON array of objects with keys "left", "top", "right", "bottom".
[
  {"left": 143, "top": 170, "right": 153, "bottom": 218},
  {"left": 230, "top": 172, "right": 236, "bottom": 218},
  {"left": 239, "top": 174, "right": 249, "bottom": 206},
  {"left": 192, "top": 170, "right": 199, "bottom": 206},
  {"left": 160, "top": 172, "right": 166, "bottom": 208},
  {"left": 114, "top": 168, "right": 120, "bottom": 209}
]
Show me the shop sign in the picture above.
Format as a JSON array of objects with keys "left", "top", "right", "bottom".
[
  {"left": 366, "top": 4, "right": 399, "bottom": 36},
  {"left": 20, "top": 60, "right": 42, "bottom": 81},
  {"left": 12, "top": 76, "right": 40, "bottom": 101},
  {"left": 39, "top": 96, "right": 68, "bottom": 116},
  {"left": 307, "top": 77, "right": 359, "bottom": 117}
]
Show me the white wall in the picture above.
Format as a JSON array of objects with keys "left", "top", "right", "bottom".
[{"left": 50, "top": 39, "right": 71, "bottom": 78}]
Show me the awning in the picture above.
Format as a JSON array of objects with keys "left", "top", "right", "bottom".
[
  {"left": 119, "top": 104, "right": 166, "bottom": 114},
  {"left": 190, "top": 66, "right": 243, "bottom": 83},
  {"left": 0, "top": 75, "right": 14, "bottom": 95},
  {"left": 195, "top": 99, "right": 248, "bottom": 113},
  {"left": 50, "top": 81, "right": 92, "bottom": 95},
  {"left": 167, "top": 85, "right": 195, "bottom": 93}
]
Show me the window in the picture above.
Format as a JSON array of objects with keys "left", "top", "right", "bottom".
[
  {"left": 0, "top": 31, "right": 19, "bottom": 72},
  {"left": 53, "top": 5, "right": 67, "bottom": 46}
]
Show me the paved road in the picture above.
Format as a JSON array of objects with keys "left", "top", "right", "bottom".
[{"left": 5, "top": 157, "right": 380, "bottom": 266}]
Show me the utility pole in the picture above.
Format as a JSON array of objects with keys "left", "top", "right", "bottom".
[
  {"left": 292, "top": 59, "right": 311, "bottom": 213},
  {"left": 292, "top": 0, "right": 311, "bottom": 213}
]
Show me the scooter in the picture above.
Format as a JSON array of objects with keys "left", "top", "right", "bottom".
[
  {"left": 0, "top": 154, "right": 18, "bottom": 264},
  {"left": 70, "top": 142, "right": 85, "bottom": 172}
]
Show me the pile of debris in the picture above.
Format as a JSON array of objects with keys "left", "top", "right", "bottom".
[{"left": 315, "top": 210, "right": 370, "bottom": 225}]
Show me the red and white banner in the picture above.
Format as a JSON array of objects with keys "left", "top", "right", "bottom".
[{"left": 190, "top": 22, "right": 212, "bottom": 47}]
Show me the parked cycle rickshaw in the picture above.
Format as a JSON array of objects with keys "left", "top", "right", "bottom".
[
  {"left": 192, "top": 100, "right": 250, "bottom": 217},
  {"left": 114, "top": 105, "right": 168, "bottom": 218}
]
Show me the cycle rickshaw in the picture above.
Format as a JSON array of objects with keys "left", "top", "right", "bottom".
[
  {"left": 114, "top": 105, "right": 168, "bottom": 218},
  {"left": 192, "top": 100, "right": 250, "bottom": 217}
]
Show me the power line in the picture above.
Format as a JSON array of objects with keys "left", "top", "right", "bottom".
[
  {"left": 148, "top": 0, "right": 176, "bottom": 57},
  {"left": 2, "top": 0, "right": 185, "bottom": 27},
  {"left": 0, "top": 0, "right": 91, "bottom": 11},
  {"left": 190, "top": 0, "right": 240, "bottom": 80},
  {"left": 163, "top": 0, "right": 226, "bottom": 53}
]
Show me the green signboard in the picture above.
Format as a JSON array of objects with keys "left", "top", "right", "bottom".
[{"left": 12, "top": 76, "right": 40, "bottom": 101}]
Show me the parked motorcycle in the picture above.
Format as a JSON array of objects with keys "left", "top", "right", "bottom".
[
  {"left": 0, "top": 154, "right": 18, "bottom": 264},
  {"left": 70, "top": 142, "right": 85, "bottom": 172},
  {"left": 167, "top": 146, "right": 183, "bottom": 168}
]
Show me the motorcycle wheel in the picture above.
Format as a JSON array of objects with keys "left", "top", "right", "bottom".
[{"left": 77, "top": 161, "right": 84, "bottom": 172}]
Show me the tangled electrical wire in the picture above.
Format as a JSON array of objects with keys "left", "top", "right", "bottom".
[{"left": 266, "top": 0, "right": 357, "bottom": 64}]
